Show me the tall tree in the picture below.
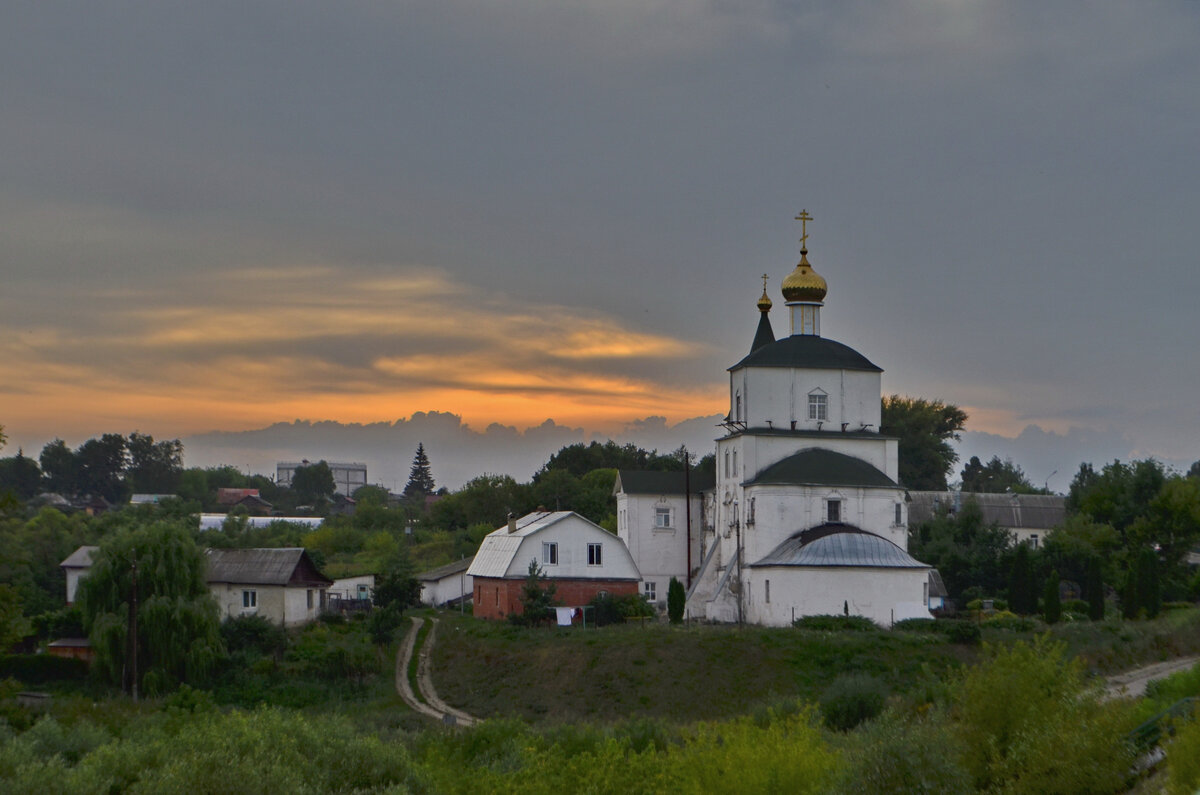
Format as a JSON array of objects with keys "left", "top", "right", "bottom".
[
  {"left": 291, "top": 460, "right": 336, "bottom": 505},
  {"left": 76, "top": 433, "right": 129, "bottom": 502},
  {"left": 39, "top": 438, "right": 79, "bottom": 495},
  {"left": 1086, "top": 557, "right": 1105, "bottom": 620},
  {"left": 960, "top": 455, "right": 1042, "bottom": 494},
  {"left": 78, "top": 519, "right": 224, "bottom": 695},
  {"left": 0, "top": 450, "right": 43, "bottom": 499},
  {"left": 402, "top": 443, "right": 436, "bottom": 504},
  {"left": 126, "top": 432, "right": 184, "bottom": 494},
  {"left": 880, "top": 396, "right": 968, "bottom": 490},
  {"left": 909, "top": 498, "right": 1013, "bottom": 604},
  {"left": 1043, "top": 570, "right": 1061, "bottom": 624},
  {"left": 1008, "top": 543, "right": 1037, "bottom": 615}
]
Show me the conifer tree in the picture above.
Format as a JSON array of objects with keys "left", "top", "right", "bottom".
[
  {"left": 1008, "top": 543, "right": 1035, "bottom": 615},
  {"left": 403, "top": 443, "right": 436, "bottom": 503},
  {"left": 667, "top": 576, "right": 685, "bottom": 624},
  {"left": 1043, "top": 570, "right": 1061, "bottom": 624}
]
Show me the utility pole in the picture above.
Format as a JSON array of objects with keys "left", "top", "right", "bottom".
[{"left": 128, "top": 558, "right": 139, "bottom": 702}]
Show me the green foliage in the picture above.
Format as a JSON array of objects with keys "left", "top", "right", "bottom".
[
  {"left": 0, "top": 654, "right": 88, "bottom": 684},
  {"left": 538, "top": 440, "right": 685, "bottom": 478},
  {"left": 1135, "top": 547, "right": 1162, "bottom": 619},
  {"left": 124, "top": 432, "right": 183, "bottom": 494},
  {"left": 0, "top": 585, "right": 31, "bottom": 651},
  {"left": 402, "top": 442, "right": 437, "bottom": 505},
  {"left": 836, "top": 710, "right": 970, "bottom": 793},
  {"left": 0, "top": 450, "right": 43, "bottom": 500},
  {"left": 430, "top": 473, "right": 533, "bottom": 531},
  {"left": 1166, "top": 713, "right": 1200, "bottom": 795},
  {"left": 512, "top": 560, "right": 558, "bottom": 625},
  {"left": 289, "top": 460, "right": 336, "bottom": 505},
  {"left": 909, "top": 497, "right": 1014, "bottom": 605},
  {"left": 287, "top": 622, "right": 377, "bottom": 682},
  {"left": 1008, "top": 542, "right": 1037, "bottom": 615},
  {"left": 219, "top": 615, "right": 287, "bottom": 660},
  {"left": 1086, "top": 556, "right": 1106, "bottom": 620},
  {"left": 793, "top": 614, "right": 877, "bottom": 631},
  {"left": 77, "top": 518, "right": 224, "bottom": 694},
  {"left": 818, "top": 673, "right": 887, "bottom": 730},
  {"left": 667, "top": 576, "right": 685, "bottom": 624},
  {"left": 954, "top": 636, "right": 1136, "bottom": 793},
  {"left": 880, "top": 395, "right": 967, "bottom": 490},
  {"left": 367, "top": 603, "right": 406, "bottom": 645},
  {"left": 588, "top": 592, "right": 653, "bottom": 626},
  {"left": 960, "top": 454, "right": 1044, "bottom": 494},
  {"left": 1043, "top": 570, "right": 1062, "bottom": 624},
  {"left": 372, "top": 551, "right": 420, "bottom": 611}
]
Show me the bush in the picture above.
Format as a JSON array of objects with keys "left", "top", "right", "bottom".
[
  {"left": 980, "top": 612, "right": 1038, "bottom": 632},
  {"left": 965, "top": 597, "right": 1008, "bottom": 611},
  {"left": 1063, "top": 599, "right": 1090, "bottom": 615},
  {"left": 0, "top": 654, "right": 89, "bottom": 684},
  {"left": 220, "top": 615, "right": 287, "bottom": 659},
  {"left": 892, "top": 618, "right": 938, "bottom": 633},
  {"left": 588, "top": 593, "right": 655, "bottom": 627},
  {"left": 955, "top": 637, "right": 1136, "bottom": 793},
  {"left": 794, "top": 614, "right": 877, "bottom": 632},
  {"left": 1166, "top": 710, "right": 1200, "bottom": 795},
  {"left": 944, "top": 620, "right": 982, "bottom": 646},
  {"left": 818, "top": 673, "right": 888, "bottom": 731},
  {"left": 836, "top": 710, "right": 970, "bottom": 793}
]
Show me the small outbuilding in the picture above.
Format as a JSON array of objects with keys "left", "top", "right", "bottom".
[{"left": 418, "top": 557, "right": 474, "bottom": 607}]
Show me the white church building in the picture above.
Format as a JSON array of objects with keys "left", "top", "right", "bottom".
[{"left": 681, "top": 214, "right": 933, "bottom": 627}]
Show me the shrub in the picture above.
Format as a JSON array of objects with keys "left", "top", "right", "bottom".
[
  {"left": 819, "top": 673, "right": 888, "bottom": 731},
  {"left": 1165, "top": 710, "right": 1200, "bottom": 795},
  {"left": 955, "top": 636, "right": 1136, "bottom": 793},
  {"left": 836, "top": 710, "right": 970, "bottom": 793},
  {"left": 944, "top": 620, "right": 982, "bottom": 646},
  {"left": 794, "top": 614, "right": 877, "bottom": 632},
  {"left": 1044, "top": 570, "right": 1062, "bottom": 624},
  {"left": 667, "top": 577, "right": 685, "bottom": 624},
  {"left": 1063, "top": 599, "right": 1089, "bottom": 615},
  {"left": 892, "top": 618, "right": 938, "bottom": 633},
  {"left": 220, "top": 615, "right": 287, "bottom": 659},
  {"left": 0, "top": 654, "right": 88, "bottom": 684}
]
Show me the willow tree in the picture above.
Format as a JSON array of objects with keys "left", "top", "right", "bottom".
[{"left": 78, "top": 518, "right": 224, "bottom": 696}]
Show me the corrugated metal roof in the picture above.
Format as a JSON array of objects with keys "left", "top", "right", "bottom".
[
  {"left": 746, "top": 448, "right": 898, "bottom": 489},
  {"left": 418, "top": 556, "right": 475, "bottom": 582},
  {"left": 907, "top": 492, "right": 1066, "bottom": 530},
  {"left": 205, "top": 547, "right": 332, "bottom": 587},
  {"left": 753, "top": 525, "right": 928, "bottom": 569},
  {"left": 466, "top": 511, "right": 574, "bottom": 578},
  {"left": 60, "top": 546, "right": 99, "bottom": 568},
  {"left": 928, "top": 569, "right": 948, "bottom": 597}
]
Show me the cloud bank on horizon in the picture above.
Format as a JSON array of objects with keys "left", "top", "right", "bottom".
[{"left": 2, "top": 2, "right": 1198, "bottom": 480}]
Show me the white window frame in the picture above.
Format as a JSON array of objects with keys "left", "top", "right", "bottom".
[
  {"left": 808, "top": 391, "right": 828, "bottom": 421},
  {"left": 587, "top": 542, "right": 602, "bottom": 566},
  {"left": 643, "top": 581, "right": 657, "bottom": 601},
  {"left": 242, "top": 589, "right": 257, "bottom": 610},
  {"left": 655, "top": 506, "right": 672, "bottom": 529},
  {"left": 1029, "top": 534, "right": 1039, "bottom": 549},
  {"left": 542, "top": 541, "right": 558, "bottom": 566}
]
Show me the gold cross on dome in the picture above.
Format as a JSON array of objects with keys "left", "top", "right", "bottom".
[
  {"left": 761, "top": 273, "right": 769, "bottom": 292},
  {"left": 794, "top": 209, "right": 813, "bottom": 248}
]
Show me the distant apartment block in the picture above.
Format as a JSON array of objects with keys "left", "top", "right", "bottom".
[{"left": 276, "top": 460, "right": 368, "bottom": 496}]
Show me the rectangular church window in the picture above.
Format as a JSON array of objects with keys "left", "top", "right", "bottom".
[
  {"left": 808, "top": 393, "right": 827, "bottom": 421},
  {"left": 827, "top": 500, "right": 841, "bottom": 523}
]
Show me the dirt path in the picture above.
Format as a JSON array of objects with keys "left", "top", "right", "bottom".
[
  {"left": 395, "top": 616, "right": 478, "bottom": 726},
  {"left": 1103, "top": 656, "right": 1199, "bottom": 701}
]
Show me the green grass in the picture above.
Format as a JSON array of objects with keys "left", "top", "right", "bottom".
[
  {"left": 431, "top": 606, "right": 1200, "bottom": 725},
  {"left": 406, "top": 618, "right": 432, "bottom": 706},
  {"left": 432, "top": 613, "right": 974, "bottom": 724}
]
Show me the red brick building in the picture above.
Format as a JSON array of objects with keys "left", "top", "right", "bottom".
[{"left": 467, "top": 511, "right": 643, "bottom": 621}]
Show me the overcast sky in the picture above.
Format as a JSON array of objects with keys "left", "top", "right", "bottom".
[{"left": 3, "top": 2, "right": 1198, "bottom": 492}]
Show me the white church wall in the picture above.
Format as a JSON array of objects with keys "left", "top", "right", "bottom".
[
  {"left": 616, "top": 491, "right": 703, "bottom": 602},
  {"left": 745, "top": 567, "right": 932, "bottom": 627},
  {"left": 740, "top": 485, "right": 908, "bottom": 563},
  {"left": 734, "top": 367, "right": 882, "bottom": 432}
]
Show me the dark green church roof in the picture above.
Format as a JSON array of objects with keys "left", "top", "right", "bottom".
[
  {"left": 746, "top": 448, "right": 899, "bottom": 489},
  {"left": 729, "top": 334, "right": 882, "bottom": 373}
]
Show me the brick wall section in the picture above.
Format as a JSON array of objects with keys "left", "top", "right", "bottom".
[{"left": 472, "top": 577, "right": 639, "bottom": 620}]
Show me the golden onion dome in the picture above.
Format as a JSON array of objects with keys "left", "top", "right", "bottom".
[
  {"left": 780, "top": 250, "right": 827, "bottom": 303},
  {"left": 757, "top": 286, "right": 773, "bottom": 312}
]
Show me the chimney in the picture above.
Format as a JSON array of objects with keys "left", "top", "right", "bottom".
[{"left": 507, "top": 512, "right": 517, "bottom": 533}]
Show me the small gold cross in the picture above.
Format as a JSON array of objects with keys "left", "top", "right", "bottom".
[{"left": 794, "top": 209, "right": 813, "bottom": 248}]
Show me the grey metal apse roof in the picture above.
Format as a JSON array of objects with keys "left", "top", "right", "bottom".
[{"left": 753, "top": 525, "right": 928, "bottom": 569}]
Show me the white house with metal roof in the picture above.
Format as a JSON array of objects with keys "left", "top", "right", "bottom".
[
  {"left": 686, "top": 219, "right": 933, "bottom": 627},
  {"left": 907, "top": 491, "right": 1067, "bottom": 549},
  {"left": 467, "top": 511, "right": 641, "bottom": 620}
]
